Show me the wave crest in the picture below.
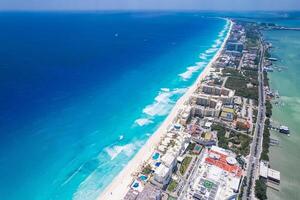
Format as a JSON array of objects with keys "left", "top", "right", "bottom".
[
  {"left": 134, "top": 118, "right": 154, "bottom": 126},
  {"left": 143, "top": 88, "right": 187, "bottom": 117}
]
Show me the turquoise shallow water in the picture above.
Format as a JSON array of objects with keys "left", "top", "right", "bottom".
[
  {"left": 263, "top": 24, "right": 300, "bottom": 200},
  {"left": 0, "top": 12, "right": 229, "bottom": 200}
]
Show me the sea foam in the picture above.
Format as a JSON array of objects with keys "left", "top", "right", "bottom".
[
  {"left": 134, "top": 118, "right": 154, "bottom": 126},
  {"left": 179, "top": 61, "right": 207, "bottom": 81},
  {"left": 105, "top": 143, "right": 136, "bottom": 160},
  {"left": 143, "top": 88, "right": 187, "bottom": 117}
]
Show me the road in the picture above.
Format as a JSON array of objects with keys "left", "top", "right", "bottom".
[
  {"left": 242, "top": 41, "right": 266, "bottom": 200},
  {"left": 178, "top": 149, "right": 206, "bottom": 200}
]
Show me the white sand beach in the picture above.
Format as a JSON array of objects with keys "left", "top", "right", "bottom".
[{"left": 98, "top": 19, "right": 233, "bottom": 200}]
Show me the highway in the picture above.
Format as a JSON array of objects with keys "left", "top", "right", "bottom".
[{"left": 242, "top": 41, "right": 266, "bottom": 200}]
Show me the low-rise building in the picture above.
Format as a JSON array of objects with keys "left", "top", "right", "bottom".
[
  {"left": 184, "top": 146, "right": 243, "bottom": 200},
  {"left": 259, "top": 161, "right": 280, "bottom": 185},
  {"left": 236, "top": 117, "right": 251, "bottom": 130},
  {"left": 220, "top": 107, "right": 235, "bottom": 122},
  {"left": 136, "top": 184, "right": 162, "bottom": 200}
]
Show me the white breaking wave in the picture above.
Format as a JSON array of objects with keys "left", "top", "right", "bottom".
[
  {"left": 161, "top": 88, "right": 170, "bottom": 92},
  {"left": 215, "top": 38, "right": 222, "bottom": 46},
  {"left": 179, "top": 61, "right": 207, "bottom": 81},
  {"left": 179, "top": 65, "right": 200, "bottom": 81},
  {"left": 119, "top": 135, "right": 124, "bottom": 140},
  {"left": 105, "top": 143, "right": 136, "bottom": 160},
  {"left": 73, "top": 140, "right": 144, "bottom": 200},
  {"left": 219, "top": 20, "right": 229, "bottom": 37},
  {"left": 205, "top": 47, "right": 218, "bottom": 54},
  {"left": 199, "top": 53, "right": 208, "bottom": 60},
  {"left": 219, "top": 28, "right": 226, "bottom": 37},
  {"left": 143, "top": 88, "right": 187, "bottom": 117},
  {"left": 134, "top": 118, "right": 153, "bottom": 126},
  {"left": 73, "top": 19, "right": 232, "bottom": 200}
]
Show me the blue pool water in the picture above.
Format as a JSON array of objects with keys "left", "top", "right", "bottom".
[
  {"left": 155, "top": 162, "right": 162, "bottom": 167},
  {"left": 0, "top": 12, "right": 229, "bottom": 200},
  {"left": 132, "top": 182, "right": 139, "bottom": 188},
  {"left": 139, "top": 175, "right": 148, "bottom": 181},
  {"left": 152, "top": 152, "right": 161, "bottom": 160}
]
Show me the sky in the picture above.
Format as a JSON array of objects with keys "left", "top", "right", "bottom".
[{"left": 0, "top": 0, "right": 299, "bottom": 11}]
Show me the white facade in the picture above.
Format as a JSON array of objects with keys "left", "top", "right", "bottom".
[
  {"left": 154, "top": 164, "right": 172, "bottom": 186},
  {"left": 161, "top": 152, "right": 176, "bottom": 169}
]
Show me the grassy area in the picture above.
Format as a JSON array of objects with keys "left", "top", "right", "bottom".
[
  {"left": 167, "top": 196, "right": 177, "bottom": 200},
  {"left": 142, "top": 164, "right": 152, "bottom": 175},
  {"left": 167, "top": 179, "right": 178, "bottom": 192},
  {"left": 253, "top": 108, "right": 258, "bottom": 124},
  {"left": 222, "top": 68, "right": 241, "bottom": 77},
  {"left": 255, "top": 179, "right": 267, "bottom": 200},
  {"left": 203, "top": 180, "right": 214, "bottom": 189},
  {"left": 264, "top": 49, "right": 271, "bottom": 58},
  {"left": 187, "top": 142, "right": 196, "bottom": 153},
  {"left": 265, "top": 100, "right": 272, "bottom": 118},
  {"left": 236, "top": 21, "right": 260, "bottom": 49},
  {"left": 226, "top": 76, "right": 258, "bottom": 100},
  {"left": 223, "top": 68, "right": 259, "bottom": 100},
  {"left": 260, "top": 119, "right": 270, "bottom": 161},
  {"left": 229, "top": 133, "right": 252, "bottom": 156},
  {"left": 169, "top": 140, "right": 176, "bottom": 147},
  {"left": 244, "top": 70, "right": 259, "bottom": 86},
  {"left": 246, "top": 38, "right": 259, "bottom": 48},
  {"left": 180, "top": 156, "right": 192, "bottom": 175},
  {"left": 211, "top": 124, "right": 228, "bottom": 149},
  {"left": 212, "top": 124, "right": 252, "bottom": 156}
]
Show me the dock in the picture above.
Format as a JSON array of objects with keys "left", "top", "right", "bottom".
[
  {"left": 270, "top": 138, "right": 280, "bottom": 146},
  {"left": 259, "top": 161, "right": 281, "bottom": 190},
  {"left": 269, "top": 124, "right": 290, "bottom": 134}
]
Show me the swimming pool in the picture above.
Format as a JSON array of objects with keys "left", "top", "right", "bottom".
[
  {"left": 152, "top": 152, "right": 160, "bottom": 160},
  {"left": 132, "top": 182, "right": 139, "bottom": 188},
  {"left": 131, "top": 180, "right": 141, "bottom": 190},
  {"left": 155, "top": 162, "right": 161, "bottom": 167},
  {"left": 139, "top": 174, "right": 148, "bottom": 181}
]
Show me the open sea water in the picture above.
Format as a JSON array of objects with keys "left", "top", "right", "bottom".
[
  {"left": 0, "top": 12, "right": 229, "bottom": 200},
  {"left": 262, "top": 18, "right": 300, "bottom": 200}
]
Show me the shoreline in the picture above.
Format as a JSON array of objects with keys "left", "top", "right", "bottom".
[{"left": 98, "top": 18, "right": 233, "bottom": 200}]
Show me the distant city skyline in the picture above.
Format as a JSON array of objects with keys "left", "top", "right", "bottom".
[{"left": 0, "top": 0, "right": 300, "bottom": 11}]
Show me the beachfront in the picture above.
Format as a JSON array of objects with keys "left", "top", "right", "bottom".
[{"left": 98, "top": 19, "right": 233, "bottom": 200}]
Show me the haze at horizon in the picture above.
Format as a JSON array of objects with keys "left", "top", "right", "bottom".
[{"left": 0, "top": 0, "right": 300, "bottom": 11}]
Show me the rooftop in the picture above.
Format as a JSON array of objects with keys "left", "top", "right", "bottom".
[
  {"left": 205, "top": 148, "right": 242, "bottom": 177},
  {"left": 136, "top": 184, "right": 161, "bottom": 200},
  {"left": 268, "top": 169, "right": 280, "bottom": 181}
]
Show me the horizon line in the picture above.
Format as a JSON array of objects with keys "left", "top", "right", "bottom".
[{"left": 1, "top": 9, "right": 300, "bottom": 12}]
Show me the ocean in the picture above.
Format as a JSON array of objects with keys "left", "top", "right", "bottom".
[
  {"left": 0, "top": 12, "right": 229, "bottom": 200},
  {"left": 262, "top": 19, "right": 300, "bottom": 200}
]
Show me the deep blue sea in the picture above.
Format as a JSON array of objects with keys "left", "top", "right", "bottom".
[{"left": 0, "top": 12, "right": 228, "bottom": 200}]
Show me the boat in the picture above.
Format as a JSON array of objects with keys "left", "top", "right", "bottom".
[
  {"left": 279, "top": 126, "right": 290, "bottom": 134},
  {"left": 268, "top": 57, "right": 278, "bottom": 61}
]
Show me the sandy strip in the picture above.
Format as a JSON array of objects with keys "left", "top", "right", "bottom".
[{"left": 98, "top": 19, "right": 233, "bottom": 200}]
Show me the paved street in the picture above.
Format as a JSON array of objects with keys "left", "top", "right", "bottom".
[{"left": 242, "top": 42, "right": 266, "bottom": 200}]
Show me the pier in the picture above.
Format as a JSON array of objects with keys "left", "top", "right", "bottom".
[
  {"left": 270, "top": 138, "right": 280, "bottom": 146},
  {"left": 269, "top": 124, "right": 290, "bottom": 134},
  {"left": 259, "top": 161, "right": 281, "bottom": 191}
]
